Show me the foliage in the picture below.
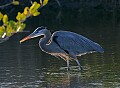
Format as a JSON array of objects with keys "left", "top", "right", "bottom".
[
  {"left": 0, "top": 0, "right": 48, "bottom": 39},
  {"left": 12, "top": 0, "right": 19, "bottom": 5}
]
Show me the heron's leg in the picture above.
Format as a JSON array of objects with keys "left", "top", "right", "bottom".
[
  {"left": 67, "top": 59, "right": 70, "bottom": 71},
  {"left": 76, "top": 59, "right": 83, "bottom": 71}
]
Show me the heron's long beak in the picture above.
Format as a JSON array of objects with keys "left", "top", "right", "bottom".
[
  {"left": 20, "top": 32, "right": 36, "bottom": 43},
  {"left": 20, "top": 36, "right": 32, "bottom": 43}
]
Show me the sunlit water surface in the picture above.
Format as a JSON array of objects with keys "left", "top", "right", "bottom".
[{"left": 0, "top": 8, "right": 120, "bottom": 88}]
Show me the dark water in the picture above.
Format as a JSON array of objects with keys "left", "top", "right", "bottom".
[{"left": 0, "top": 8, "right": 120, "bottom": 88}]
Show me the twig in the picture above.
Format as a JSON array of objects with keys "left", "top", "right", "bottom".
[
  {"left": 0, "top": 2, "right": 13, "bottom": 9},
  {"left": 30, "top": 0, "right": 33, "bottom": 5},
  {"left": 55, "top": 0, "right": 62, "bottom": 7}
]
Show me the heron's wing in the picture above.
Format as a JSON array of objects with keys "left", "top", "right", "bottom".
[{"left": 52, "top": 31, "right": 104, "bottom": 56}]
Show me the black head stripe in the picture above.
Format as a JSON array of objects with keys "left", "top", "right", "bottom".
[
  {"left": 35, "top": 26, "right": 47, "bottom": 32},
  {"left": 39, "top": 26, "right": 47, "bottom": 29}
]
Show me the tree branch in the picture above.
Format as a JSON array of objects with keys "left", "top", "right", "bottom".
[{"left": 0, "top": 2, "right": 13, "bottom": 9}]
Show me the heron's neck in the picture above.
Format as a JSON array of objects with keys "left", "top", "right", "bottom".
[{"left": 39, "top": 31, "right": 51, "bottom": 49}]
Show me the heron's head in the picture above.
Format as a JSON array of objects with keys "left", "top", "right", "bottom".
[{"left": 20, "top": 26, "right": 48, "bottom": 43}]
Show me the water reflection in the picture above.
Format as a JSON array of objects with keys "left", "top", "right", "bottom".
[
  {"left": 0, "top": 48, "right": 119, "bottom": 88},
  {"left": 1, "top": 60, "right": 120, "bottom": 88},
  {"left": 0, "top": 7, "right": 120, "bottom": 87}
]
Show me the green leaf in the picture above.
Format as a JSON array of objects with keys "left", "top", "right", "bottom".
[
  {"left": 3, "top": 14, "right": 8, "bottom": 25},
  {"left": 21, "top": 23, "right": 26, "bottom": 30},
  {"left": 13, "top": 1, "right": 19, "bottom": 5},
  {"left": 0, "top": 26, "right": 5, "bottom": 37},
  {"left": 43, "top": 0, "right": 48, "bottom": 6},
  {"left": 8, "top": 20, "right": 16, "bottom": 27},
  {"left": 8, "top": 20, "right": 17, "bottom": 31},
  {"left": 0, "top": 12, "right": 3, "bottom": 20},
  {"left": 33, "top": 11, "right": 40, "bottom": 16},
  {"left": 16, "top": 22, "right": 26, "bottom": 32}
]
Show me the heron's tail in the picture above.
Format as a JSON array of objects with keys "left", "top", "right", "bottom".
[{"left": 92, "top": 43, "right": 104, "bottom": 53}]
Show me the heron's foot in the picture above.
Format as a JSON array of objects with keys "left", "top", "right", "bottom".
[
  {"left": 78, "top": 65, "right": 83, "bottom": 71},
  {"left": 75, "top": 59, "right": 83, "bottom": 71}
]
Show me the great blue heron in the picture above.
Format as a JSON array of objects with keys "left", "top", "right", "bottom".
[{"left": 20, "top": 26, "right": 104, "bottom": 71}]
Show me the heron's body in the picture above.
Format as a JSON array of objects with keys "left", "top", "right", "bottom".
[{"left": 20, "top": 27, "right": 104, "bottom": 71}]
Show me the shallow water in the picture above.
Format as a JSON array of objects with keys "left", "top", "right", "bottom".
[{"left": 0, "top": 7, "right": 120, "bottom": 88}]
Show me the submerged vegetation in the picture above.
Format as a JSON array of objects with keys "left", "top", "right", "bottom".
[{"left": 0, "top": 0, "right": 48, "bottom": 42}]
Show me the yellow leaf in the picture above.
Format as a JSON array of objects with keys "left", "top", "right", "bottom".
[
  {"left": 7, "top": 27, "right": 14, "bottom": 33},
  {"left": 3, "top": 14, "right": 8, "bottom": 25},
  {"left": 0, "top": 12, "right": 3, "bottom": 20},
  {"left": 6, "top": 26, "right": 15, "bottom": 36},
  {"left": 16, "top": 12, "right": 26, "bottom": 21},
  {"left": 16, "top": 12, "right": 22, "bottom": 21},
  {"left": 30, "top": 3, "right": 40, "bottom": 15},
  {"left": 13, "top": 1, "right": 19, "bottom": 5},
  {"left": 24, "top": 7, "right": 29, "bottom": 15},
  {"left": 33, "top": 3, "right": 40, "bottom": 11},
  {"left": 0, "top": 26, "right": 5, "bottom": 33},
  {"left": 21, "top": 13, "right": 26, "bottom": 21},
  {"left": 30, "top": 2, "right": 37, "bottom": 12},
  {"left": 33, "top": 11, "right": 40, "bottom": 16},
  {"left": 43, "top": 0, "right": 48, "bottom": 6}
]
